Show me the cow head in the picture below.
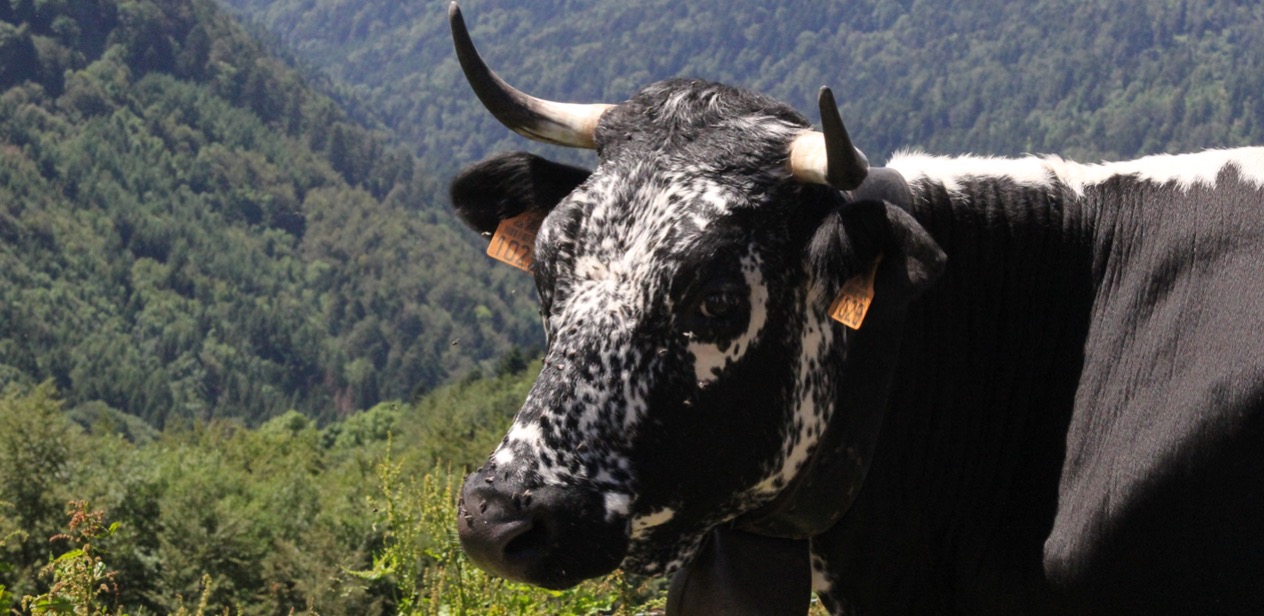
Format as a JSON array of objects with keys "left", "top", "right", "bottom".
[{"left": 448, "top": 3, "right": 944, "bottom": 590}]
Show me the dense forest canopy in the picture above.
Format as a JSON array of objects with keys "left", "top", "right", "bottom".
[
  {"left": 0, "top": 0, "right": 541, "bottom": 426},
  {"left": 219, "top": 0, "right": 1263, "bottom": 174}
]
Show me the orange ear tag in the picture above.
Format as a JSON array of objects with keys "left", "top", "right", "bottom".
[
  {"left": 828, "top": 256, "right": 883, "bottom": 330},
  {"left": 486, "top": 210, "right": 546, "bottom": 271}
]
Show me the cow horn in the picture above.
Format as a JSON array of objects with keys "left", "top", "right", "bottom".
[
  {"left": 789, "top": 87, "right": 869, "bottom": 190},
  {"left": 449, "top": 2, "right": 612, "bottom": 149}
]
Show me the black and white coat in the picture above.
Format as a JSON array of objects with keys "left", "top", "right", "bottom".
[{"left": 446, "top": 7, "right": 1264, "bottom": 614}]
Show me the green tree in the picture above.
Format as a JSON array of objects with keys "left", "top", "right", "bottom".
[
  {"left": 0, "top": 0, "right": 543, "bottom": 425},
  {"left": 0, "top": 383, "right": 77, "bottom": 588}
]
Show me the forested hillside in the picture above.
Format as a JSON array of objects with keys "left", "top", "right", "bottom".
[
  {"left": 7, "top": 0, "right": 1259, "bottom": 426},
  {"left": 219, "top": 0, "right": 1264, "bottom": 174},
  {"left": 0, "top": 0, "right": 541, "bottom": 426}
]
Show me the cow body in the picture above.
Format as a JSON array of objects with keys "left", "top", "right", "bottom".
[
  {"left": 445, "top": 5, "right": 1264, "bottom": 613},
  {"left": 810, "top": 151, "right": 1264, "bottom": 614}
]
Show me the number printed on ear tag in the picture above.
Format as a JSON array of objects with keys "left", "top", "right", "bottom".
[
  {"left": 487, "top": 211, "right": 545, "bottom": 271},
  {"left": 828, "top": 256, "right": 882, "bottom": 330}
]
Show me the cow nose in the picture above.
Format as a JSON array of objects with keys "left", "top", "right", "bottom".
[
  {"left": 458, "top": 482, "right": 552, "bottom": 579},
  {"left": 457, "top": 469, "right": 629, "bottom": 590}
]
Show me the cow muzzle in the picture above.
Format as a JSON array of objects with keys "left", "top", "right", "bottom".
[{"left": 457, "top": 466, "right": 629, "bottom": 589}]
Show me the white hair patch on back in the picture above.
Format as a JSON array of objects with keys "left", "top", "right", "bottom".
[
  {"left": 889, "top": 147, "right": 1264, "bottom": 197},
  {"left": 887, "top": 151, "right": 1060, "bottom": 193},
  {"left": 1070, "top": 147, "right": 1264, "bottom": 192}
]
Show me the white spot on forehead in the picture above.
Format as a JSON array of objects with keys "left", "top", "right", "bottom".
[
  {"left": 629, "top": 507, "right": 676, "bottom": 540},
  {"left": 556, "top": 168, "right": 758, "bottom": 341},
  {"left": 563, "top": 170, "right": 714, "bottom": 312},
  {"left": 693, "top": 173, "right": 738, "bottom": 212},
  {"left": 689, "top": 254, "right": 769, "bottom": 384},
  {"left": 889, "top": 147, "right": 1264, "bottom": 196}
]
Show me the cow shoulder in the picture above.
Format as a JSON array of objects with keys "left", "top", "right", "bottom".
[
  {"left": 1046, "top": 173, "right": 1264, "bottom": 613},
  {"left": 450, "top": 151, "right": 591, "bottom": 234}
]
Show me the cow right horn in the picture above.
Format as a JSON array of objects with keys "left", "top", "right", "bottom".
[
  {"left": 789, "top": 87, "right": 869, "bottom": 191},
  {"left": 449, "top": 2, "right": 612, "bottom": 149}
]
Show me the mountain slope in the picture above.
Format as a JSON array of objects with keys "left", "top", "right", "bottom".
[
  {"left": 219, "top": 0, "right": 1263, "bottom": 170},
  {"left": 0, "top": 0, "right": 540, "bottom": 425}
]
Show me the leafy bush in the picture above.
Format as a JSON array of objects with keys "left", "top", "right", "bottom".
[{"left": 0, "top": 369, "right": 674, "bottom": 614}]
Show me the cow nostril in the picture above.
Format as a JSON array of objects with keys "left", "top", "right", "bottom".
[
  {"left": 503, "top": 517, "right": 553, "bottom": 559},
  {"left": 458, "top": 487, "right": 554, "bottom": 567},
  {"left": 458, "top": 478, "right": 629, "bottom": 589}
]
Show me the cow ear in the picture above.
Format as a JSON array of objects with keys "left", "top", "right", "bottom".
[
  {"left": 806, "top": 200, "right": 946, "bottom": 311},
  {"left": 450, "top": 152, "right": 591, "bottom": 235}
]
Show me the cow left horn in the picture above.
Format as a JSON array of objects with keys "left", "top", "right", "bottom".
[
  {"left": 449, "top": 2, "right": 612, "bottom": 149},
  {"left": 789, "top": 87, "right": 869, "bottom": 190}
]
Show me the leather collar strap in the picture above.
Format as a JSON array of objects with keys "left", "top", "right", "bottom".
[{"left": 732, "top": 167, "right": 912, "bottom": 538}]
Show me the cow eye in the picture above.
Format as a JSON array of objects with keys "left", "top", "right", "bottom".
[
  {"left": 679, "top": 279, "right": 750, "bottom": 340},
  {"left": 698, "top": 291, "right": 743, "bottom": 320}
]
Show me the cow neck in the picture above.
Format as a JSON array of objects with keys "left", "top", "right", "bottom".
[
  {"left": 852, "top": 166, "right": 913, "bottom": 212},
  {"left": 732, "top": 167, "right": 911, "bottom": 539}
]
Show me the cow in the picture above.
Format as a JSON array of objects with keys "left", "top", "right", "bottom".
[{"left": 445, "top": 4, "right": 1264, "bottom": 615}]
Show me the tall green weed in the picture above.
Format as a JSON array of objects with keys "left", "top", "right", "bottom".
[
  {"left": 22, "top": 501, "right": 124, "bottom": 616},
  {"left": 353, "top": 441, "right": 665, "bottom": 615}
]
